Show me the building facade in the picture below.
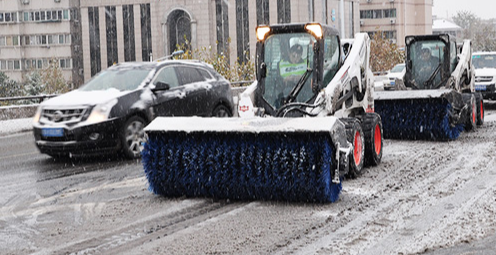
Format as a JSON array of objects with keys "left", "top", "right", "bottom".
[
  {"left": 0, "top": 0, "right": 83, "bottom": 86},
  {"left": 359, "top": 0, "right": 432, "bottom": 48},
  {"left": 2, "top": 0, "right": 367, "bottom": 87}
]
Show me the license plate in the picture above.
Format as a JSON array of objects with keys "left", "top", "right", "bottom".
[
  {"left": 475, "top": 84, "right": 486, "bottom": 91},
  {"left": 42, "top": 128, "right": 64, "bottom": 137}
]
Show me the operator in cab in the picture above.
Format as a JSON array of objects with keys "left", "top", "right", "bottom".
[{"left": 279, "top": 44, "right": 307, "bottom": 84}]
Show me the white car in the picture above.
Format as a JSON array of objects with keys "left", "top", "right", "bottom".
[
  {"left": 383, "top": 63, "right": 405, "bottom": 90},
  {"left": 472, "top": 52, "right": 496, "bottom": 100}
]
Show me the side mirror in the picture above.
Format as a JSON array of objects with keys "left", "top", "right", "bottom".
[
  {"left": 260, "top": 62, "right": 267, "bottom": 78},
  {"left": 152, "top": 81, "right": 170, "bottom": 92}
]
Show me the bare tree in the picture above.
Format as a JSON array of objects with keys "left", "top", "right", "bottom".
[
  {"left": 370, "top": 30, "right": 405, "bottom": 73},
  {"left": 452, "top": 10, "right": 480, "bottom": 39}
]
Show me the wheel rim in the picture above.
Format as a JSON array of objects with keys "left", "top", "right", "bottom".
[
  {"left": 126, "top": 120, "right": 145, "bottom": 155},
  {"left": 374, "top": 124, "right": 381, "bottom": 155},
  {"left": 472, "top": 100, "right": 476, "bottom": 124},
  {"left": 480, "top": 101, "right": 484, "bottom": 120},
  {"left": 214, "top": 106, "right": 230, "bottom": 117},
  {"left": 353, "top": 130, "right": 363, "bottom": 166}
]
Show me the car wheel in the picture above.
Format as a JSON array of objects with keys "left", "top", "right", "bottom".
[
  {"left": 212, "top": 104, "right": 231, "bottom": 117},
  {"left": 121, "top": 116, "right": 146, "bottom": 159}
]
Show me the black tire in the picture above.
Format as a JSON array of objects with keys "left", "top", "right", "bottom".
[
  {"left": 361, "top": 112, "right": 383, "bottom": 167},
  {"left": 474, "top": 92, "right": 484, "bottom": 126},
  {"left": 342, "top": 118, "right": 365, "bottom": 178},
  {"left": 212, "top": 104, "right": 232, "bottom": 117},
  {"left": 462, "top": 94, "right": 477, "bottom": 132},
  {"left": 120, "top": 116, "right": 146, "bottom": 159}
]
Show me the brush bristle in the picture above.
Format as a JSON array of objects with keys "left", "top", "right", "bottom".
[
  {"left": 375, "top": 98, "right": 464, "bottom": 140},
  {"left": 141, "top": 132, "right": 341, "bottom": 203}
]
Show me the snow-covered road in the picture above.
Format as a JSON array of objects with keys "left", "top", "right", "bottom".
[{"left": 1, "top": 102, "right": 496, "bottom": 255}]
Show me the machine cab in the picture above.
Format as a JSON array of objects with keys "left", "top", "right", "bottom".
[
  {"left": 404, "top": 34, "right": 457, "bottom": 90},
  {"left": 255, "top": 23, "right": 342, "bottom": 116}
]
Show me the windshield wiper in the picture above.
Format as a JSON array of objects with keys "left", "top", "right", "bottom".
[
  {"left": 283, "top": 67, "right": 313, "bottom": 105},
  {"left": 424, "top": 63, "right": 442, "bottom": 89}
]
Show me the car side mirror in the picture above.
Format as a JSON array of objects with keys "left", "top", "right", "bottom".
[{"left": 152, "top": 81, "right": 170, "bottom": 92}]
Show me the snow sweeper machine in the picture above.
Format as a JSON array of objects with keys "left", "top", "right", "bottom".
[
  {"left": 141, "top": 23, "right": 383, "bottom": 203},
  {"left": 375, "top": 34, "right": 484, "bottom": 140}
]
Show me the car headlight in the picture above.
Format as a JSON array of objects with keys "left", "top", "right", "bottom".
[
  {"left": 32, "top": 106, "right": 42, "bottom": 124},
  {"left": 86, "top": 99, "right": 118, "bottom": 124}
]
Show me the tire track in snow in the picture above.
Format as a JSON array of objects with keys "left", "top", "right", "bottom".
[
  {"left": 274, "top": 123, "right": 496, "bottom": 255},
  {"left": 272, "top": 149, "right": 428, "bottom": 255},
  {"left": 38, "top": 200, "right": 247, "bottom": 255}
]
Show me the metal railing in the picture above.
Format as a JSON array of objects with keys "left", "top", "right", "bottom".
[{"left": 0, "top": 94, "right": 58, "bottom": 104}]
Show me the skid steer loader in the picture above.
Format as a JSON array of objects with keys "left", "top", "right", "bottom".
[
  {"left": 141, "top": 23, "right": 383, "bottom": 203},
  {"left": 375, "top": 34, "right": 484, "bottom": 140}
]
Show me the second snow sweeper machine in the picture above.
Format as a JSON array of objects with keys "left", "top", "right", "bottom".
[{"left": 375, "top": 34, "right": 484, "bottom": 140}]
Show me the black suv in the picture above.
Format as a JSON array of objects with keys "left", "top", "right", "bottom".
[{"left": 33, "top": 60, "right": 234, "bottom": 159}]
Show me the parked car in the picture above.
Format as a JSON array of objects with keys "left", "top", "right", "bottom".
[
  {"left": 472, "top": 52, "right": 496, "bottom": 100},
  {"left": 33, "top": 60, "right": 234, "bottom": 159},
  {"left": 383, "top": 63, "right": 405, "bottom": 90}
]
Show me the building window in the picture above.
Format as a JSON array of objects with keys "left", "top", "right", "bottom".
[
  {"left": 256, "top": 0, "right": 269, "bottom": 25},
  {"left": 88, "top": 6, "right": 101, "bottom": 76},
  {"left": 216, "top": 0, "right": 229, "bottom": 57},
  {"left": 384, "top": 9, "right": 397, "bottom": 18},
  {"left": 0, "top": 12, "right": 17, "bottom": 23},
  {"left": 6, "top": 36, "right": 13, "bottom": 46},
  {"left": 360, "top": 9, "right": 396, "bottom": 19},
  {"left": 106, "top": 6, "right": 118, "bottom": 67},
  {"left": 277, "top": 0, "right": 291, "bottom": 23},
  {"left": 60, "top": 58, "right": 72, "bottom": 69},
  {"left": 140, "top": 4, "right": 152, "bottom": 61},
  {"left": 167, "top": 9, "right": 191, "bottom": 55},
  {"left": 367, "top": 30, "right": 397, "bottom": 41},
  {"left": 123, "top": 5, "right": 136, "bottom": 62},
  {"left": 236, "top": 0, "right": 250, "bottom": 64}
]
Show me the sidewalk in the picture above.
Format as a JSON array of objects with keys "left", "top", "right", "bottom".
[{"left": 0, "top": 118, "right": 34, "bottom": 136}]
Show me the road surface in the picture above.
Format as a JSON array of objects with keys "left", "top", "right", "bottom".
[{"left": 1, "top": 102, "right": 496, "bottom": 255}]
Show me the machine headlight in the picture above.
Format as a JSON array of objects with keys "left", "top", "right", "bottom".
[
  {"left": 86, "top": 99, "right": 118, "bottom": 124},
  {"left": 306, "top": 23, "right": 323, "bottom": 39},
  {"left": 256, "top": 26, "right": 270, "bottom": 41}
]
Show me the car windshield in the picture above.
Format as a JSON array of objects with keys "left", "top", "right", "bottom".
[
  {"left": 390, "top": 64, "right": 405, "bottom": 73},
  {"left": 79, "top": 68, "right": 152, "bottom": 92},
  {"left": 472, "top": 54, "right": 496, "bottom": 69},
  {"left": 262, "top": 32, "right": 318, "bottom": 109}
]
